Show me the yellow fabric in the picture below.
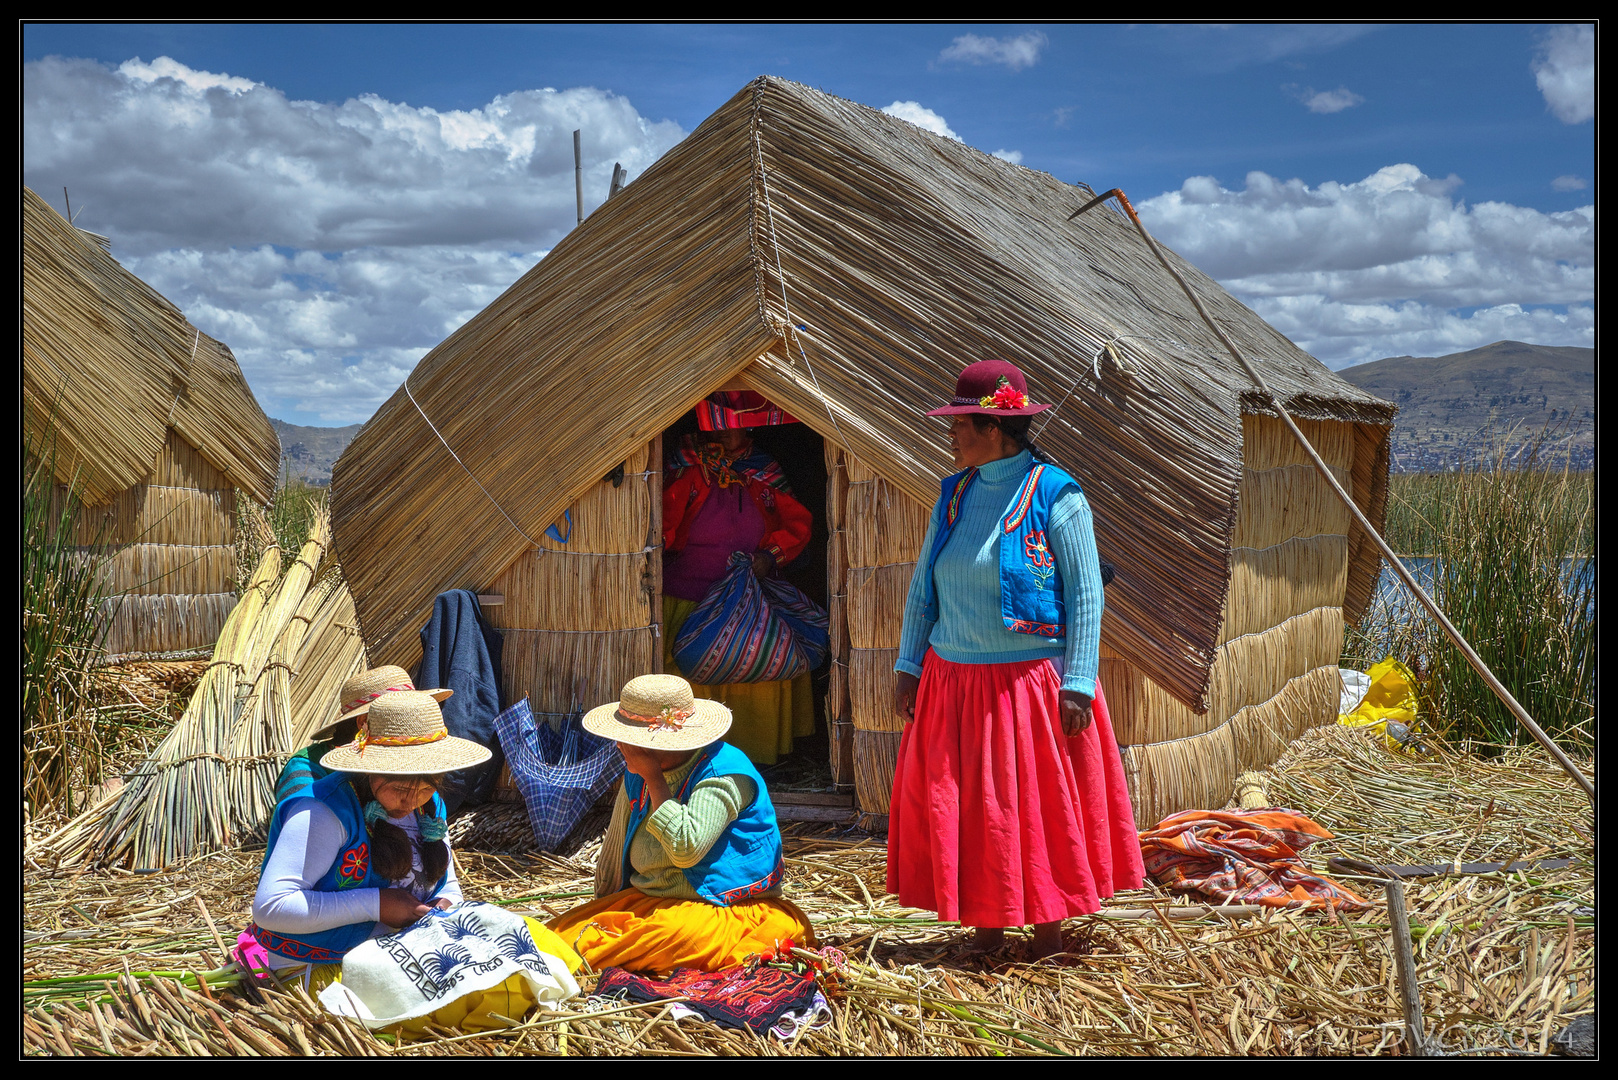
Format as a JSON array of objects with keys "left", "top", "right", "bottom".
[
  {"left": 1338, "top": 658, "right": 1421, "bottom": 753},
  {"left": 547, "top": 887, "right": 815, "bottom": 976},
  {"left": 663, "top": 595, "right": 815, "bottom": 766},
  {"left": 303, "top": 917, "right": 582, "bottom": 1036}
]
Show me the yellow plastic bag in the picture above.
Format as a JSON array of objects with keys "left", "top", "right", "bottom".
[{"left": 1338, "top": 658, "right": 1425, "bottom": 754}]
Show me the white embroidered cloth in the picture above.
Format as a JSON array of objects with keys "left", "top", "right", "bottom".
[{"left": 318, "top": 901, "right": 578, "bottom": 1028}]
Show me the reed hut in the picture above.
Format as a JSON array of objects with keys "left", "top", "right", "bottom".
[
  {"left": 330, "top": 76, "right": 1396, "bottom": 824},
  {"left": 23, "top": 187, "right": 280, "bottom": 657}
]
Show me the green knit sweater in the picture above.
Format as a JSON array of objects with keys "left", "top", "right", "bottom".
[{"left": 593, "top": 754, "right": 768, "bottom": 901}]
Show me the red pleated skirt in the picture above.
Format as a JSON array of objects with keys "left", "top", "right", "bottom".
[{"left": 886, "top": 650, "right": 1145, "bottom": 927}]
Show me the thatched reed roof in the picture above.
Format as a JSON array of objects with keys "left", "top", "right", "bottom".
[
  {"left": 23, "top": 187, "right": 279, "bottom": 506},
  {"left": 332, "top": 76, "right": 1395, "bottom": 711}
]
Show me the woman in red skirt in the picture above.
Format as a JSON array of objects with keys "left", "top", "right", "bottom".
[{"left": 889, "top": 360, "right": 1144, "bottom": 957}]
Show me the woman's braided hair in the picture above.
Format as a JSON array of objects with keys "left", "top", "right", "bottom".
[{"left": 349, "top": 774, "right": 450, "bottom": 884}]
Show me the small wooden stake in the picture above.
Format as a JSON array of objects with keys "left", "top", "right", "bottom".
[{"left": 1384, "top": 878, "right": 1428, "bottom": 1056}]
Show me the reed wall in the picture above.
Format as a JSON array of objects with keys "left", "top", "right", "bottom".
[
  {"left": 1113, "top": 415, "right": 1357, "bottom": 824},
  {"left": 73, "top": 429, "right": 240, "bottom": 656},
  {"left": 836, "top": 450, "right": 930, "bottom": 814},
  {"left": 483, "top": 442, "right": 657, "bottom": 801}
]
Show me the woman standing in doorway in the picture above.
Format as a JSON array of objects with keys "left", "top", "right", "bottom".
[
  {"left": 662, "top": 391, "right": 815, "bottom": 766},
  {"left": 888, "top": 360, "right": 1143, "bottom": 958}
]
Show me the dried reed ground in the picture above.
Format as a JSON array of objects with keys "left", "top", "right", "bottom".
[{"left": 23, "top": 724, "right": 1591, "bottom": 1057}]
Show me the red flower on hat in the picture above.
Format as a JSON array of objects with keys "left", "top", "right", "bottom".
[{"left": 980, "top": 377, "right": 1029, "bottom": 410}]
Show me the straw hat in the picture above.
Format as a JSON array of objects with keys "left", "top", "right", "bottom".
[
  {"left": 319, "top": 691, "right": 492, "bottom": 776},
  {"left": 581, "top": 674, "right": 732, "bottom": 752},
  {"left": 311, "top": 665, "right": 453, "bottom": 739},
  {"left": 925, "top": 359, "right": 1050, "bottom": 417}
]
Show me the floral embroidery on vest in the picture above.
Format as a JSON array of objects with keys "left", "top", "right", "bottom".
[
  {"left": 337, "top": 842, "right": 369, "bottom": 887},
  {"left": 1023, "top": 529, "right": 1055, "bottom": 588}
]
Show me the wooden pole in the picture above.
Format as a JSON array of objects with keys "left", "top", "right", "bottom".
[
  {"left": 1384, "top": 878, "right": 1429, "bottom": 1056},
  {"left": 1070, "top": 189, "right": 1594, "bottom": 804},
  {"left": 609, "top": 162, "right": 625, "bottom": 199},
  {"left": 573, "top": 129, "right": 584, "bottom": 226},
  {"left": 646, "top": 435, "right": 663, "bottom": 673}
]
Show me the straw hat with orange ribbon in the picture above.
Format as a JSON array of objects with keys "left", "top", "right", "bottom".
[
  {"left": 319, "top": 690, "right": 491, "bottom": 776},
  {"left": 310, "top": 665, "right": 452, "bottom": 740},
  {"left": 582, "top": 674, "right": 732, "bottom": 752}
]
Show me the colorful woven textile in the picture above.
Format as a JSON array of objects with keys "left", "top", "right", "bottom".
[
  {"left": 693, "top": 391, "right": 799, "bottom": 432},
  {"left": 667, "top": 435, "right": 793, "bottom": 494},
  {"left": 492, "top": 698, "right": 625, "bottom": 851},
  {"left": 596, "top": 962, "right": 820, "bottom": 1034},
  {"left": 1139, "top": 809, "right": 1372, "bottom": 911},
  {"left": 673, "top": 552, "right": 829, "bottom": 685},
  {"left": 549, "top": 888, "right": 814, "bottom": 976}
]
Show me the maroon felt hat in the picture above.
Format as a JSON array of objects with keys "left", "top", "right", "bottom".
[{"left": 925, "top": 359, "right": 1051, "bottom": 417}]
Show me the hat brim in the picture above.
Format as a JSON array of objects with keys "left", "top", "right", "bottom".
[
  {"left": 925, "top": 402, "right": 1052, "bottom": 417},
  {"left": 318, "top": 732, "right": 491, "bottom": 776},
  {"left": 580, "top": 697, "right": 733, "bottom": 752}
]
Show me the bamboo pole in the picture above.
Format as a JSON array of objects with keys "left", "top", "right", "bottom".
[
  {"left": 1070, "top": 189, "right": 1594, "bottom": 803},
  {"left": 1383, "top": 878, "right": 1430, "bottom": 1057}
]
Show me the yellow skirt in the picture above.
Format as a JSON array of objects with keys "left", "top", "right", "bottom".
[
  {"left": 663, "top": 596, "right": 815, "bottom": 766},
  {"left": 297, "top": 918, "right": 583, "bottom": 1037},
  {"left": 548, "top": 888, "right": 815, "bottom": 976}
]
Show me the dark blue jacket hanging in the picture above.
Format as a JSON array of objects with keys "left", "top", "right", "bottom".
[{"left": 415, "top": 589, "right": 504, "bottom": 814}]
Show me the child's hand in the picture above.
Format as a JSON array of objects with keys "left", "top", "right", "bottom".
[{"left": 379, "top": 888, "right": 431, "bottom": 927}]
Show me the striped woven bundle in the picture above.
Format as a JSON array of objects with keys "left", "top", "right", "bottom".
[{"left": 673, "top": 552, "right": 830, "bottom": 685}]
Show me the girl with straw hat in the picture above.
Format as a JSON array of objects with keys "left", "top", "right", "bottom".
[
  {"left": 888, "top": 359, "right": 1144, "bottom": 958},
  {"left": 547, "top": 674, "right": 815, "bottom": 974},
  {"left": 247, "top": 690, "right": 489, "bottom": 971},
  {"left": 242, "top": 690, "right": 584, "bottom": 1024},
  {"left": 271, "top": 665, "right": 452, "bottom": 804}
]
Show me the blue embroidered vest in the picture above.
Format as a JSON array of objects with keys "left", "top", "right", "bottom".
[
  {"left": 251, "top": 772, "right": 449, "bottom": 964},
  {"left": 620, "top": 741, "right": 785, "bottom": 906},
  {"left": 920, "top": 460, "right": 1082, "bottom": 640}
]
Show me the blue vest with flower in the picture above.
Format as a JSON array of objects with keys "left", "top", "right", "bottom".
[
  {"left": 250, "top": 772, "right": 448, "bottom": 964},
  {"left": 920, "top": 460, "right": 1082, "bottom": 639},
  {"left": 620, "top": 741, "right": 785, "bottom": 906}
]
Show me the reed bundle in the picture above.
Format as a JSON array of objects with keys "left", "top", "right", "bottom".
[
  {"left": 500, "top": 628, "right": 658, "bottom": 722},
  {"left": 24, "top": 720, "right": 1591, "bottom": 1057},
  {"left": 43, "top": 509, "right": 343, "bottom": 867},
  {"left": 23, "top": 188, "right": 278, "bottom": 508},
  {"left": 851, "top": 730, "right": 902, "bottom": 815},
  {"left": 331, "top": 77, "right": 1394, "bottom": 714},
  {"left": 842, "top": 480, "right": 929, "bottom": 570},
  {"left": 224, "top": 513, "right": 331, "bottom": 839},
  {"left": 97, "top": 543, "right": 235, "bottom": 596},
  {"left": 288, "top": 576, "right": 367, "bottom": 747},
  {"left": 71, "top": 484, "right": 234, "bottom": 549}
]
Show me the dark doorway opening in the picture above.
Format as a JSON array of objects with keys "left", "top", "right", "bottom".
[{"left": 659, "top": 412, "right": 835, "bottom": 793}]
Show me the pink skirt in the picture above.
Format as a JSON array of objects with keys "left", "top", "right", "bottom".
[{"left": 886, "top": 650, "right": 1145, "bottom": 927}]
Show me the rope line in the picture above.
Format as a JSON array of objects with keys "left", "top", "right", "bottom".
[
  {"left": 403, "top": 377, "right": 545, "bottom": 551},
  {"left": 751, "top": 106, "right": 852, "bottom": 454}
]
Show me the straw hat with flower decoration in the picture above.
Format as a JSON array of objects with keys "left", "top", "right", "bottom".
[
  {"left": 582, "top": 674, "right": 732, "bottom": 753},
  {"left": 319, "top": 690, "right": 491, "bottom": 776},
  {"left": 924, "top": 359, "right": 1051, "bottom": 417},
  {"left": 310, "top": 665, "right": 452, "bottom": 740}
]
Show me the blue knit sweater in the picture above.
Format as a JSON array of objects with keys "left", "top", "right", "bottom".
[{"left": 895, "top": 450, "right": 1102, "bottom": 700}]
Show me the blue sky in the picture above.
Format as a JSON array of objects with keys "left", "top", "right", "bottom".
[{"left": 24, "top": 23, "right": 1594, "bottom": 426}]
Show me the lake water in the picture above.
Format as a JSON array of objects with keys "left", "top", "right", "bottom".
[{"left": 1371, "top": 556, "right": 1594, "bottom": 619}]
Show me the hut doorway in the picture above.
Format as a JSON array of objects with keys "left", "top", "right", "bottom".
[{"left": 657, "top": 410, "right": 835, "bottom": 791}]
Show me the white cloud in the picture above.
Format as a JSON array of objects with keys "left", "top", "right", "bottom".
[
  {"left": 881, "top": 101, "right": 960, "bottom": 140},
  {"left": 24, "top": 55, "right": 687, "bottom": 424},
  {"left": 991, "top": 149, "right": 1023, "bottom": 165},
  {"left": 1532, "top": 25, "right": 1594, "bottom": 123},
  {"left": 1284, "top": 84, "right": 1365, "bottom": 113},
  {"left": 1138, "top": 165, "right": 1594, "bottom": 367},
  {"left": 938, "top": 32, "right": 1048, "bottom": 71},
  {"left": 1551, "top": 174, "right": 1587, "bottom": 192}
]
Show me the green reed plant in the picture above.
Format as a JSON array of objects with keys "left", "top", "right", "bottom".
[
  {"left": 1351, "top": 439, "right": 1594, "bottom": 754},
  {"left": 23, "top": 433, "right": 117, "bottom": 816},
  {"left": 235, "top": 465, "right": 325, "bottom": 593}
]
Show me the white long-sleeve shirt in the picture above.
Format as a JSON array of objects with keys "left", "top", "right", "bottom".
[{"left": 252, "top": 799, "right": 462, "bottom": 968}]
